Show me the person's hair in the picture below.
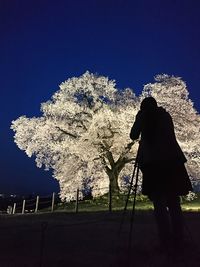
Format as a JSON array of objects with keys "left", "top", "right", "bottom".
[{"left": 140, "top": 97, "right": 157, "bottom": 111}]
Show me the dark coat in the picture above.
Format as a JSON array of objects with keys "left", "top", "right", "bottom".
[{"left": 130, "top": 107, "right": 192, "bottom": 196}]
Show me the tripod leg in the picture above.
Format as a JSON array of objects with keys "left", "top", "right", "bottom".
[
  {"left": 124, "top": 162, "right": 138, "bottom": 212},
  {"left": 128, "top": 163, "right": 139, "bottom": 251},
  {"left": 118, "top": 160, "right": 138, "bottom": 235}
]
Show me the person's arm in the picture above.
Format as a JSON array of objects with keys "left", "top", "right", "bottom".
[{"left": 130, "top": 111, "right": 142, "bottom": 140}]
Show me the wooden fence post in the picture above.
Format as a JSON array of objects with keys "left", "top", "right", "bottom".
[
  {"left": 7, "top": 206, "right": 12, "bottom": 214},
  {"left": 13, "top": 203, "right": 16, "bottom": 214},
  {"left": 22, "top": 199, "right": 26, "bottom": 214},
  {"left": 75, "top": 188, "right": 79, "bottom": 213},
  {"left": 109, "top": 184, "right": 112, "bottom": 212},
  {"left": 35, "top": 196, "right": 39, "bottom": 213},
  {"left": 51, "top": 192, "right": 55, "bottom": 212}
]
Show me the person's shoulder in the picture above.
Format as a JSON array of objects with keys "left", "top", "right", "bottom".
[
  {"left": 158, "top": 106, "right": 166, "bottom": 112},
  {"left": 135, "top": 110, "right": 143, "bottom": 119},
  {"left": 158, "top": 106, "right": 169, "bottom": 114},
  {"left": 158, "top": 107, "right": 172, "bottom": 120}
]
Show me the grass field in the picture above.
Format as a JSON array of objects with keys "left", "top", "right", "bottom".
[
  {"left": 53, "top": 193, "right": 200, "bottom": 213},
  {"left": 1, "top": 196, "right": 200, "bottom": 267}
]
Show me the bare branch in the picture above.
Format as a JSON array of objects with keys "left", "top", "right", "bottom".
[{"left": 55, "top": 126, "right": 79, "bottom": 139}]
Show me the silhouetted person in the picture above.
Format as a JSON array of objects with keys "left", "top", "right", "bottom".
[{"left": 130, "top": 97, "right": 192, "bottom": 251}]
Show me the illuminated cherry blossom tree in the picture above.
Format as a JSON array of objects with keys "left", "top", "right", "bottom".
[
  {"left": 11, "top": 72, "right": 139, "bottom": 200},
  {"left": 11, "top": 72, "right": 200, "bottom": 200}
]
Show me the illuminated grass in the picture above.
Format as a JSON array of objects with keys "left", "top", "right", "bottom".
[
  {"left": 182, "top": 203, "right": 200, "bottom": 211},
  {"left": 54, "top": 193, "right": 200, "bottom": 213}
]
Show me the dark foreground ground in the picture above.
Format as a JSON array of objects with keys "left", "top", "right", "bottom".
[{"left": 0, "top": 211, "right": 200, "bottom": 267}]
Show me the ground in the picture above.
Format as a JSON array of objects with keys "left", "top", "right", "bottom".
[{"left": 0, "top": 211, "right": 200, "bottom": 267}]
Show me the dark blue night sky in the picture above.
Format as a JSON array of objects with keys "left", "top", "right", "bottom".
[{"left": 1, "top": 0, "right": 200, "bottom": 195}]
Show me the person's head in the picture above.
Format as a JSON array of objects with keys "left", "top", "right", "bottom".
[{"left": 140, "top": 97, "right": 157, "bottom": 111}]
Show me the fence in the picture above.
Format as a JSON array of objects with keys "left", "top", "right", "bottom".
[
  {"left": 5, "top": 184, "right": 125, "bottom": 215},
  {"left": 6, "top": 192, "right": 59, "bottom": 215},
  {"left": 5, "top": 179, "right": 200, "bottom": 215}
]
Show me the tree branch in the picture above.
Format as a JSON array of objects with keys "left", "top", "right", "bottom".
[
  {"left": 55, "top": 126, "right": 79, "bottom": 139},
  {"left": 115, "top": 141, "right": 135, "bottom": 164},
  {"left": 99, "top": 155, "right": 111, "bottom": 173}
]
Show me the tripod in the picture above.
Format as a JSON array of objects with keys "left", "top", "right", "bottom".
[{"left": 118, "top": 145, "right": 140, "bottom": 251}]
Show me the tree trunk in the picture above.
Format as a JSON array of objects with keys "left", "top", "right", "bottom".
[
  {"left": 107, "top": 160, "right": 126, "bottom": 195},
  {"left": 108, "top": 170, "right": 120, "bottom": 195},
  {"left": 104, "top": 152, "right": 134, "bottom": 196}
]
